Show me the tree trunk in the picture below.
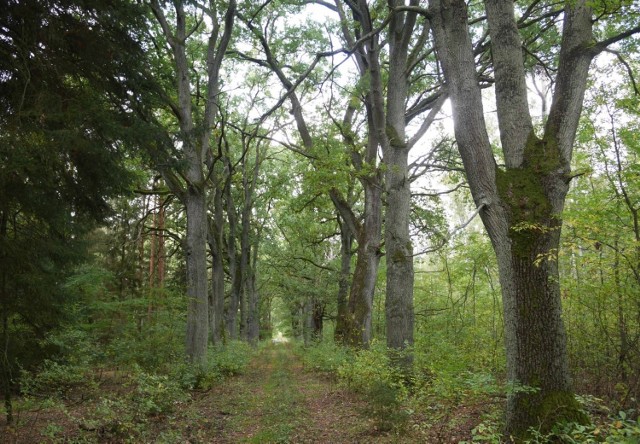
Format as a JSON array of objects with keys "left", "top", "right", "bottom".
[
  {"left": 342, "top": 179, "right": 382, "bottom": 348},
  {"left": 312, "top": 298, "right": 324, "bottom": 341},
  {"left": 209, "top": 252, "right": 225, "bottom": 345},
  {"left": 492, "top": 165, "right": 581, "bottom": 434},
  {"left": 184, "top": 187, "right": 209, "bottom": 365},
  {"left": 157, "top": 196, "right": 166, "bottom": 287},
  {"left": 0, "top": 209, "right": 13, "bottom": 425},
  {"left": 238, "top": 187, "right": 250, "bottom": 343},
  {"left": 335, "top": 218, "right": 353, "bottom": 343},
  {"left": 209, "top": 180, "right": 225, "bottom": 345},
  {"left": 384, "top": 145, "right": 414, "bottom": 365},
  {"left": 246, "top": 244, "right": 260, "bottom": 346},
  {"left": 381, "top": 1, "right": 419, "bottom": 365},
  {"left": 225, "top": 168, "right": 240, "bottom": 339},
  {"left": 428, "top": 0, "right": 605, "bottom": 437},
  {"left": 149, "top": 0, "right": 236, "bottom": 362}
]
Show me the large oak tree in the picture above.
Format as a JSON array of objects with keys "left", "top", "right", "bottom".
[{"left": 428, "top": 0, "right": 640, "bottom": 438}]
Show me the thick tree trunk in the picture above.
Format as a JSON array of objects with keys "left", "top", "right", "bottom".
[
  {"left": 428, "top": 0, "right": 602, "bottom": 438},
  {"left": 382, "top": 1, "right": 419, "bottom": 364},
  {"left": 335, "top": 219, "right": 353, "bottom": 343},
  {"left": 184, "top": 188, "right": 209, "bottom": 365},
  {"left": 384, "top": 145, "right": 414, "bottom": 364},
  {"left": 493, "top": 159, "right": 582, "bottom": 434},
  {"left": 342, "top": 180, "right": 382, "bottom": 348}
]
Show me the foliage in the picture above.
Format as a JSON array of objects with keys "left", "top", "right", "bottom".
[
  {"left": 297, "top": 340, "right": 351, "bottom": 374},
  {"left": 299, "top": 340, "right": 410, "bottom": 432},
  {"left": 171, "top": 341, "right": 255, "bottom": 391}
]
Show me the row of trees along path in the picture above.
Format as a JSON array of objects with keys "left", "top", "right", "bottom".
[{"left": 1, "top": 0, "right": 640, "bottom": 442}]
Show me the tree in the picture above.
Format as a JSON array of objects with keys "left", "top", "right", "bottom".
[
  {"left": 334, "top": 0, "right": 446, "bottom": 366},
  {"left": 146, "top": 0, "right": 236, "bottom": 364},
  {"left": 0, "top": 0, "right": 152, "bottom": 422},
  {"left": 235, "top": 4, "right": 383, "bottom": 348},
  {"left": 428, "top": 0, "right": 640, "bottom": 437}
]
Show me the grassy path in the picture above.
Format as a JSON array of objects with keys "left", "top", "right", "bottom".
[
  {"left": 5, "top": 343, "right": 432, "bottom": 443},
  {"left": 209, "top": 343, "right": 375, "bottom": 443}
]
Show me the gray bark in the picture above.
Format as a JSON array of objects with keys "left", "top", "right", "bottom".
[
  {"left": 338, "top": 0, "right": 444, "bottom": 354},
  {"left": 384, "top": 145, "right": 414, "bottom": 354},
  {"left": 427, "top": 0, "right": 636, "bottom": 437},
  {"left": 149, "top": 0, "right": 236, "bottom": 364},
  {"left": 383, "top": 1, "right": 419, "bottom": 361},
  {"left": 208, "top": 182, "right": 225, "bottom": 345},
  {"left": 184, "top": 187, "right": 209, "bottom": 365},
  {"left": 330, "top": 180, "right": 382, "bottom": 348},
  {"left": 334, "top": 215, "right": 353, "bottom": 342},
  {"left": 225, "top": 164, "right": 241, "bottom": 339},
  {"left": 246, "top": 244, "right": 260, "bottom": 345}
]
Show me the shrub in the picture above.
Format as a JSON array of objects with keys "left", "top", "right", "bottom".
[
  {"left": 298, "top": 341, "right": 351, "bottom": 374},
  {"left": 20, "top": 359, "right": 94, "bottom": 400},
  {"left": 211, "top": 340, "right": 253, "bottom": 377},
  {"left": 335, "top": 341, "right": 410, "bottom": 433}
]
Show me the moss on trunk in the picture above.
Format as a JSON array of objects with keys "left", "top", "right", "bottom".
[
  {"left": 508, "top": 390, "right": 588, "bottom": 441},
  {"left": 496, "top": 132, "right": 562, "bottom": 258}
]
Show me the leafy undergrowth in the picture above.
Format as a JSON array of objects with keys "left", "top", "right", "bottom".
[
  {"left": 296, "top": 341, "right": 640, "bottom": 443},
  {"left": 3, "top": 341, "right": 416, "bottom": 443},
  {"left": 1, "top": 341, "right": 255, "bottom": 443},
  {"left": 4, "top": 340, "right": 640, "bottom": 443}
]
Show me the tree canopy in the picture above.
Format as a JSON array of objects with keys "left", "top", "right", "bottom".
[{"left": 1, "top": 0, "right": 640, "bottom": 441}]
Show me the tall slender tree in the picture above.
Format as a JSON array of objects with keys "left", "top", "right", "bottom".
[
  {"left": 335, "top": 0, "right": 446, "bottom": 362},
  {"left": 146, "top": 0, "right": 236, "bottom": 364}
]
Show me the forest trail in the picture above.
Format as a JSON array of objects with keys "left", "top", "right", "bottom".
[
  {"left": 6, "top": 343, "right": 435, "bottom": 443},
  {"left": 207, "top": 343, "right": 403, "bottom": 443}
]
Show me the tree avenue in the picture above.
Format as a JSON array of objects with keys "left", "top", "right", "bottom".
[{"left": 1, "top": 0, "right": 640, "bottom": 442}]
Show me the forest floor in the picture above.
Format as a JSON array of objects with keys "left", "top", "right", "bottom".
[{"left": 3, "top": 343, "right": 489, "bottom": 443}]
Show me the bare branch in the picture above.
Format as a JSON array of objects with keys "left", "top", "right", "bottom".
[{"left": 605, "top": 49, "right": 640, "bottom": 95}]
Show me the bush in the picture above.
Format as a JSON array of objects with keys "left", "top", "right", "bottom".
[
  {"left": 532, "top": 410, "right": 640, "bottom": 443},
  {"left": 171, "top": 341, "right": 255, "bottom": 391},
  {"left": 20, "top": 359, "right": 94, "bottom": 400},
  {"left": 335, "top": 341, "right": 410, "bottom": 433},
  {"left": 79, "top": 368, "right": 190, "bottom": 441},
  {"left": 298, "top": 341, "right": 351, "bottom": 374},
  {"left": 211, "top": 341, "right": 253, "bottom": 377},
  {"left": 129, "top": 366, "right": 189, "bottom": 415},
  {"left": 337, "top": 341, "right": 406, "bottom": 395}
]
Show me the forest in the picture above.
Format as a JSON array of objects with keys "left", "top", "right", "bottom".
[{"left": 1, "top": 0, "right": 640, "bottom": 442}]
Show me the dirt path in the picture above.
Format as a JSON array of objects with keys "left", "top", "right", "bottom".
[
  {"left": 206, "top": 343, "right": 383, "bottom": 443},
  {"left": 5, "top": 344, "right": 433, "bottom": 443}
]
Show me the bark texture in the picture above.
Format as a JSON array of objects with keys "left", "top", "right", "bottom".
[
  {"left": 208, "top": 181, "right": 225, "bottom": 345},
  {"left": 428, "top": 0, "right": 603, "bottom": 437},
  {"left": 334, "top": 216, "right": 353, "bottom": 343},
  {"left": 338, "top": 0, "right": 444, "bottom": 354},
  {"left": 149, "top": 0, "right": 236, "bottom": 364}
]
